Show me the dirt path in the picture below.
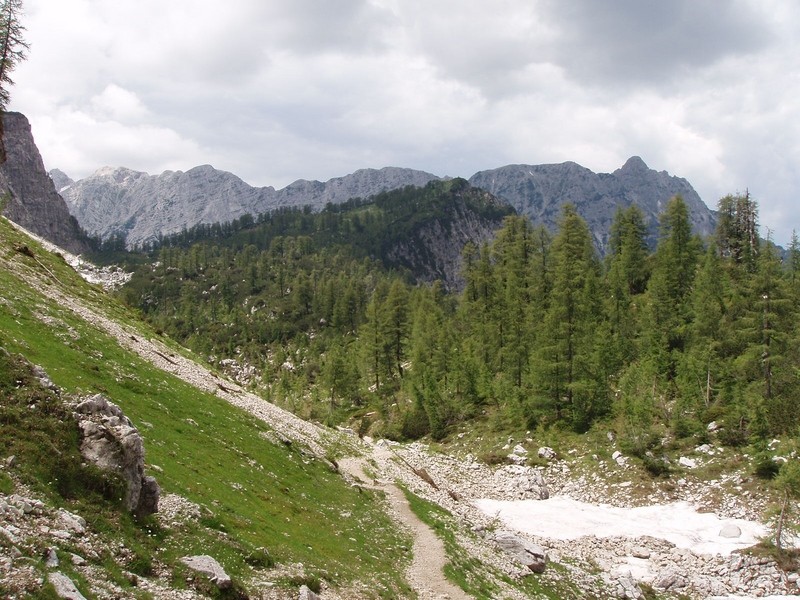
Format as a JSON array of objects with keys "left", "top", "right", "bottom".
[{"left": 338, "top": 455, "right": 472, "bottom": 600}]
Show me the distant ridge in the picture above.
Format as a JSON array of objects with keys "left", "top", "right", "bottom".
[
  {"left": 469, "top": 156, "right": 716, "bottom": 253},
  {"left": 59, "top": 165, "right": 440, "bottom": 248},
  {"left": 56, "top": 157, "right": 716, "bottom": 253}
]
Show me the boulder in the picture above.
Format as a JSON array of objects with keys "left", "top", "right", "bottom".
[
  {"left": 74, "top": 394, "right": 160, "bottom": 515},
  {"left": 537, "top": 446, "right": 557, "bottom": 460},
  {"left": 678, "top": 457, "right": 697, "bottom": 469},
  {"left": 615, "top": 575, "right": 643, "bottom": 599},
  {"left": 719, "top": 524, "right": 742, "bottom": 539},
  {"left": 181, "top": 555, "right": 232, "bottom": 590},
  {"left": 299, "top": 584, "right": 321, "bottom": 599},
  {"left": 47, "top": 572, "right": 87, "bottom": 600},
  {"left": 494, "top": 531, "right": 547, "bottom": 573},
  {"left": 654, "top": 570, "right": 688, "bottom": 591}
]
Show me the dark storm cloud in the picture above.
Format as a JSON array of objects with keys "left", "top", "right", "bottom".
[{"left": 541, "top": 0, "right": 771, "bottom": 86}]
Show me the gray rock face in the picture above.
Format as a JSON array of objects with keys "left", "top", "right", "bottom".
[
  {"left": 73, "top": 394, "right": 160, "bottom": 515},
  {"left": 494, "top": 531, "right": 547, "bottom": 573},
  {"left": 59, "top": 164, "right": 440, "bottom": 248},
  {"left": 382, "top": 184, "right": 512, "bottom": 289},
  {"left": 180, "top": 555, "right": 232, "bottom": 589},
  {"left": 469, "top": 156, "right": 716, "bottom": 255},
  {"left": 0, "top": 112, "right": 90, "bottom": 254}
]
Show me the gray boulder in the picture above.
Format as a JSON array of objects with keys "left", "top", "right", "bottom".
[
  {"left": 719, "top": 524, "right": 742, "bottom": 538},
  {"left": 494, "top": 531, "right": 547, "bottom": 573},
  {"left": 299, "top": 584, "right": 321, "bottom": 599},
  {"left": 74, "top": 394, "right": 159, "bottom": 515},
  {"left": 47, "top": 572, "right": 87, "bottom": 600},
  {"left": 181, "top": 555, "right": 232, "bottom": 589}
]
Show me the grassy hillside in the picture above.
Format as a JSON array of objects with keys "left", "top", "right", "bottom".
[{"left": 0, "top": 216, "right": 412, "bottom": 598}]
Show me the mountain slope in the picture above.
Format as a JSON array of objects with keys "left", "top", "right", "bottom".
[
  {"left": 469, "top": 156, "right": 716, "bottom": 253},
  {"left": 0, "top": 216, "right": 412, "bottom": 599},
  {"left": 0, "top": 112, "right": 90, "bottom": 255}
]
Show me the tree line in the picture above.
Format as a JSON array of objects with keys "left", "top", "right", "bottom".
[{"left": 118, "top": 189, "right": 800, "bottom": 463}]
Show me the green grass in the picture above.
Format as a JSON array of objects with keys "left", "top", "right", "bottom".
[
  {"left": 399, "top": 485, "right": 585, "bottom": 600},
  {"left": 0, "top": 218, "right": 412, "bottom": 598}
]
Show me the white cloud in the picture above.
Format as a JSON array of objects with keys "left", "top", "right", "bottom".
[
  {"left": 89, "top": 85, "right": 149, "bottom": 122},
  {"left": 8, "top": 0, "right": 800, "bottom": 245}
]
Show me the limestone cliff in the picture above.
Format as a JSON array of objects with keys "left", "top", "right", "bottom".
[
  {"left": 0, "top": 112, "right": 90, "bottom": 254},
  {"left": 469, "top": 156, "right": 716, "bottom": 253}
]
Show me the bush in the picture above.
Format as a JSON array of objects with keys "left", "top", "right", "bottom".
[
  {"left": 754, "top": 455, "right": 781, "bottom": 480},
  {"left": 642, "top": 455, "right": 672, "bottom": 478},
  {"left": 245, "top": 547, "right": 274, "bottom": 569}
]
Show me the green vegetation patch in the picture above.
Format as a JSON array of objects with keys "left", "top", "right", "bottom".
[{"left": 0, "top": 218, "right": 411, "bottom": 597}]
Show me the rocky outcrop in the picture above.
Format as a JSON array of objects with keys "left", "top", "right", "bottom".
[
  {"left": 0, "top": 112, "right": 90, "bottom": 255},
  {"left": 494, "top": 531, "right": 548, "bottom": 573},
  {"left": 73, "top": 394, "right": 159, "bottom": 516},
  {"left": 180, "top": 555, "right": 232, "bottom": 590},
  {"left": 381, "top": 180, "right": 513, "bottom": 289},
  {"left": 469, "top": 156, "right": 716, "bottom": 254},
  {"left": 58, "top": 164, "right": 440, "bottom": 248}
]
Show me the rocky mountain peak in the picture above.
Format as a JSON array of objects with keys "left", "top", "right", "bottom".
[
  {"left": 48, "top": 168, "right": 74, "bottom": 193},
  {"left": 619, "top": 155, "right": 649, "bottom": 173},
  {"left": 469, "top": 158, "right": 715, "bottom": 254}
]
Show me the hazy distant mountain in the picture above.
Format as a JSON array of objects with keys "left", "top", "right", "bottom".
[
  {"left": 58, "top": 165, "right": 440, "bottom": 248},
  {"left": 56, "top": 156, "right": 715, "bottom": 253},
  {"left": 469, "top": 156, "right": 716, "bottom": 253}
]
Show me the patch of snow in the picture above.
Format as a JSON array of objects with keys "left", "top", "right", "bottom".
[{"left": 473, "top": 496, "right": 766, "bottom": 556}]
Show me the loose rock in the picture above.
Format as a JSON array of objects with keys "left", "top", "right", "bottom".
[{"left": 181, "top": 554, "right": 232, "bottom": 589}]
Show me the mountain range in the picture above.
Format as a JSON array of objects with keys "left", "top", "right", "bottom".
[{"left": 55, "top": 157, "right": 717, "bottom": 253}]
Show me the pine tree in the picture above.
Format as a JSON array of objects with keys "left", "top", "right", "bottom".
[
  {"left": 536, "top": 205, "right": 603, "bottom": 429},
  {"left": 645, "top": 196, "right": 700, "bottom": 379},
  {"left": 716, "top": 192, "right": 759, "bottom": 273}
]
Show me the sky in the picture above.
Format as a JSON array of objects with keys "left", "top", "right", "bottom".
[{"left": 9, "top": 0, "right": 800, "bottom": 245}]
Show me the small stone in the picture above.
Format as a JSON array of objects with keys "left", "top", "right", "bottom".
[
  {"left": 537, "top": 446, "right": 557, "bottom": 460},
  {"left": 71, "top": 553, "right": 87, "bottom": 566},
  {"left": 678, "top": 457, "right": 697, "bottom": 469}
]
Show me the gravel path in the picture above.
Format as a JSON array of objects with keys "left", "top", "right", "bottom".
[{"left": 339, "top": 454, "right": 473, "bottom": 600}]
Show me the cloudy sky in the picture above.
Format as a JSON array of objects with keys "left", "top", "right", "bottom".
[{"left": 10, "top": 0, "right": 800, "bottom": 245}]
